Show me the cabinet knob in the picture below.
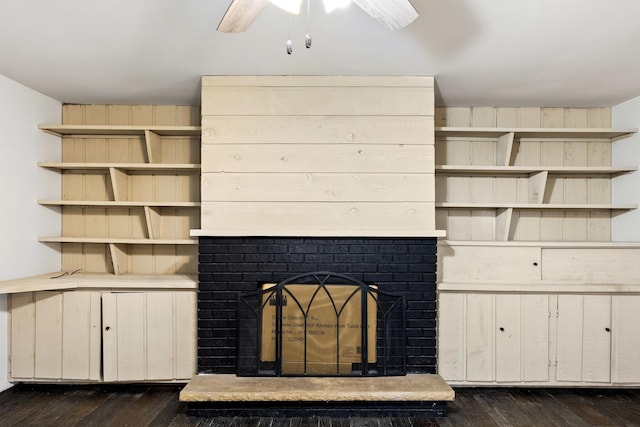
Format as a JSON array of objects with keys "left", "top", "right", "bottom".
[
  {"left": 533, "top": 262, "right": 539, "bottom": 266},
  {"left": 499, "top": 327, "right": 505, "bottom": 332},
  {"left": 105, "top": 326, "right": 111, "bottom": 331},
  {"left": 605, "top": 327, "right": 611, "bottom": 332}
]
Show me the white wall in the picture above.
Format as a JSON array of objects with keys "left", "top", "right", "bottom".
[
  {"left": 0, "top": 74, "right": 61, "bottom": 391},
  {"left": 612, "top": 97, "right": 640, "bottom": 241}
]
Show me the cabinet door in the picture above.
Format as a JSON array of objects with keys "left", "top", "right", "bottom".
[
  {"left": 9, "top": 291, "right": 101, "bottom": 381},
  {"left": 556, "top": 295, "right": 611, "bottom": 383},
  {"left": 496, "top": 294, "right": 549, "bottom": 383},
  {"left": 102, "top": 291, "right": 196, "bottom": 382},
  {"left": 611, "top": 295, "right": 640, "bottom": 383},
  {"left": 438, "top": 292, "right": 550, "bottom": 384}
]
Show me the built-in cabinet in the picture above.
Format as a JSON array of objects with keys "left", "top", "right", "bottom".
[
  {"left": 8, "top": 283, "right": 196, "bottom": 382},
  {"left": 2, "top": 105, "right": 201, "bottom": 384},
  {"left": 439, "top": 289, "right": 640, "bottom": 386},
  {"left": 435, "top": 107, "right": 640, "bottom": 387}
]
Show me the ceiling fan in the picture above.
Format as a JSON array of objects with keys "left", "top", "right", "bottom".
[{"left": 217, "top": 0, "right": 419, "bottom": 33}]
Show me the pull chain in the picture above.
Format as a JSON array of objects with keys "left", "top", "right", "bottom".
[
  {"left": 286, "top": 13, "right": 293, "bottom": 54},
  {"left": 305, "top": 0, "right": 312, "bottom": 48}
]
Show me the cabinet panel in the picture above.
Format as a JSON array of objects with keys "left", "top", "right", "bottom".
[
  {"left": 612, "top": 295, "right": 640, "bottom": 383},
  {"left": 102, "top": 292, "right": 146, "bottom": 382},
  {"left": 34, "top": 292, "right": 63, "bottom": 378},
  {"left": 438, "top": 245, "right": 541, "bottom": 282},
  {"left": 542, "top": 249, "right": 640, "bottom": 282},
  {"left": 495, "top": 295, "right": 521, "bottom": 382},
  {"left": 10, "top": 291, "right": 102, "bottom": 381},
  {"left": 9, "top": 293, "right": 36, "bottom": 379},
  {"left": 62, "top": 292, "right": 102, "bottom": 380},
  {"left": 465, "top": 294, "right": 493, "bottom": 382},
  {"left": 437, "top": 293, "right": 465, "bottom": 381},
  {"left": 102, "top": 291, "right": 196, "bottom": 382},
  {"left": 522, "top": 294, "right": 550, "bottom": 382},
  {"left": 438, "top": 292, "right": 550, "bottom": 384},
  {"left": 146, "top": 292, "right": 176, "bottom": 380},
  {"left": 492, "top": 294, "right": 549, "bottom": 383},
  {"left": 556, "top": 295, "right": 611, "bottom": 383}
]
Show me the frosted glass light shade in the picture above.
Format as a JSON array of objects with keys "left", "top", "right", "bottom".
[
  {"left": 270, "top": 0, "right": 351, "bottom": 15},
  {"left": 323, "top": 0, "right": 351, "bottom": 13},
  {"left": 270, "top": 0, "right": 302, "bottom": 14}
]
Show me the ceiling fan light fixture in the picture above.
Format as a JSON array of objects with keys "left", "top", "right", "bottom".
[
  {"left": 323, "top": 0, "right": 351, "bottom": 14},
  {"left": 270, "top": 0, "right": 302, "bottom": 14}
]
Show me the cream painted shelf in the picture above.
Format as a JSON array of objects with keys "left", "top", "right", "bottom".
[
  {"left": 435, "top": 126, "right": 638, "bottom": 242},
  {"left": 39, "top": 120, "right": 201, "bottom": 275},
  {"left": 435, "top": 127, "right": 637, "bottom": 140},
  {"left": 0, "top": 272, "right": 197, "bottom": 294},
  {"left": 39, "top": 200, "right": 201, "bottom": 207},
  {"left": 39, "top": 124, "right": 201, "bottom": 137},
  {"left": 436, "top": 165, "right": 636, "bottom": 175},
  {"left": 38, "top": 237, "right": 197, "bottom": 244},
  {"left": 436, "top": 203, "right": 636, "bottom": 210},
  {"left": 39, "top": 162, "right": 201, "bottom": 172}
]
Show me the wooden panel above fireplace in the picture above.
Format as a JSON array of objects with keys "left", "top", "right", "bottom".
[{"left": 194, "top": 76, "right": 443, "bottom": 238}]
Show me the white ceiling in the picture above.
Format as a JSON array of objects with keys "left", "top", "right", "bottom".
[{"left": 1, "top": 0, "right": 640, "bottom": 107}]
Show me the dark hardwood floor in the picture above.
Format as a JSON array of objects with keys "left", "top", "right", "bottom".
[{"left": 0, "top": 384, "right": 639, "bottom": 426}]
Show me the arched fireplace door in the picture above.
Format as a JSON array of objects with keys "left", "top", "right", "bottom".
[{"left": 237, "top": 271, "right": 406, "bottom": 377}]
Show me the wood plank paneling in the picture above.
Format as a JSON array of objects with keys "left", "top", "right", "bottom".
[
  {"left": 201, "top": 202, "right": 436, "bottom": 236},
  {"left": 202, "top": 116, "right": 433, "bottom": 144},
  {"left": 200, "top": 76, "right": 436, "bottom": 237},
  {"left": 202, "top": 86, "right": 434, "bottom": 116},
  {"left": 9, "top": 293, "right": 36, "bottom": 379},
  {"left": 202, "top": 144, "right": 433, "bottom": 174},
  {"left": 202, "top": 173, "right": 434, "bottom": 202}
]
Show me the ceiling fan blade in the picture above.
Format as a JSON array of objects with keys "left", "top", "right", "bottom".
[
  {"left": 217, "top": 0, "right": 270, "bottom": 33},
  {"left": 351, "top": 0, "right": 418, "bottom": 31}
]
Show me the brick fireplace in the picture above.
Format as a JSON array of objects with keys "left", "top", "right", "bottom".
[
  {"left": 197, "top": 237, "right": 437, "bottom": 375},
  {"left": 182, "top": 75, "right": 452, "bottom": 416}
]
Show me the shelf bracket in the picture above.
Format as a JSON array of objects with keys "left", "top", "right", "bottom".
[
  {"left": 108, "top": 243, "right": 129, "bottom": 275},
  {"left": 496, "top": 132, "right": 515, "bottom": 166},
  {"left": 495, "top": 208, "right": 513, "bottom": 241},
  {"left": 145, "top": 130, "right": 162, "bottom": 163},
  {"left": 144, "top": 206, "right": 161, "bottom": 239},
  {"left": 109, "top": 167, "right": 129, "bottom": 202},
  {"left": 528, "top": 171, "right": 548, "bottom": 204}
]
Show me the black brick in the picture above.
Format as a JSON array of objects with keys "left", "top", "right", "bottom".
[{"left": 197, "top": 236, "right": 438, "bottom": 374}]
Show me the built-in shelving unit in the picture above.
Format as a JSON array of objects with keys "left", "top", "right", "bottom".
[
  {"left": 435, "top": 108, "right": 640, "bottom": 388},
  {"left": 435, "top": 125, "right": 638, "bottom": 242},
  {"left": 38, "top": 112, "right": 201, "bottom": 275},
  {"left": 2, "top": 107, "right": 201, "bottom": 385}
]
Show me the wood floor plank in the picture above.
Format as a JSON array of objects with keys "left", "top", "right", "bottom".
[
  {"left": 478, "top": 389, "right": 536, "bottom": 427},
  {"left": 506, "top": 389, "right": 565, "bottom": 427},
  {"left": 447, "top": 390, "right": 500, "bottom": 427},
  {"left": 1, "top": 385, "right": 640, "bottom": 427}
]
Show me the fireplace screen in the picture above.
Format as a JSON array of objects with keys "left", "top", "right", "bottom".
[{"left": 237, "top": 272, "right": 406, "bottom": 376}]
